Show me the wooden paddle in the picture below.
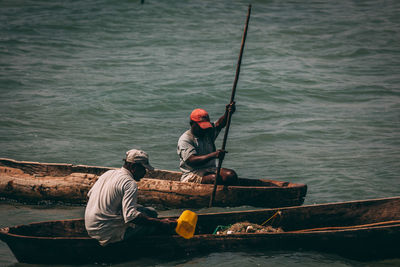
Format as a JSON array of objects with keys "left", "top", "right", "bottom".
[{"left": 209, "top": 4, "right": 252, "bottom": 207}]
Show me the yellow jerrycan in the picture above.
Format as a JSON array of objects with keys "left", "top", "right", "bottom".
[{"left": 175, "top": 210, "right": 198, "bottom": 239}]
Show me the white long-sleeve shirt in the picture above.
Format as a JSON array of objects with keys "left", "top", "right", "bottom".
[{"left": 84, "top": 167, "right": 141, "bottom": 246}]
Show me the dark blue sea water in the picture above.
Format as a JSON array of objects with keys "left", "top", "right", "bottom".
[{"left": 1, "top": 0, "right": 399, "bottom": 266}]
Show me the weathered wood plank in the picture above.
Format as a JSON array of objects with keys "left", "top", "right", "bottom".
[{"left": 0, "top": 158, "right": 307, "bottom": 208}]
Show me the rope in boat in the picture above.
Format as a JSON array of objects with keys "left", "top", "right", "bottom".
[
  {"left": 261, "top": 211, "right": 282, "bottom": 226},
  {"left": 290, "top": 220, "right": 400, "bottom": 233},
  {"left": 212, "top": 225, "right": 232, "bottom": 235},
  {"left": 212, "top": 216, "right": 400, "bottom": 235}
]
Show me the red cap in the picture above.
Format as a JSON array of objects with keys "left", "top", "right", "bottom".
[{"left": 190, "top": 108, "right": 213, "bottom": 129}]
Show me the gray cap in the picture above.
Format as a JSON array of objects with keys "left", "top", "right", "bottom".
[{"left": 125, "top": 149, "right": 154, "bottom": 170}]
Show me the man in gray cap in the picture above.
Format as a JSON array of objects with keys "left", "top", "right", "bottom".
[{"left": 85, "top": 149, "right": 176, "bottom": 246}]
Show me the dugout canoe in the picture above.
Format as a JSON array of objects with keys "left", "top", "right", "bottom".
[
  {"left": 1, "top": 196, "right": 399, "bottom": 264},
  {"left": 0, "top": 158, "right": 306, "bottom": 208}
]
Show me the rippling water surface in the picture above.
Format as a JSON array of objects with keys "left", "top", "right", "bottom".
[{"left": 1, "top": 0, "right": 400, "bottom": 266}]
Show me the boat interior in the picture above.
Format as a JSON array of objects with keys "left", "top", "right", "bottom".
[{"left": 4, "top": 197, "right": 400, "bottom": 238}]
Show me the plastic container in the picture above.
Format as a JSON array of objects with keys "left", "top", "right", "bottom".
[{"left": 175, "top": 210, "right": 198, "bottom": 239}]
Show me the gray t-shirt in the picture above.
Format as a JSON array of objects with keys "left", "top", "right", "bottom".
[
  {"left": 84, "top": 167, "right": 141, "bottom": 246},
  {"left": 177, "top": 125, "right": 221, "bottom": 176}
]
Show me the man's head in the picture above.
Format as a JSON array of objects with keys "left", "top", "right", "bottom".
[
  {"left": 124, "top": 149, "right": 154, "bottom": 181},
  {"left": 190, "top": 108, "right": 212, "bottom": 137},
  {"left": 190, "top": 108, "right": 212, "bottom": 129}
]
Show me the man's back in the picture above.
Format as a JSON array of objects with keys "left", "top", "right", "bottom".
[{"left": 85, "top": 168, "right": 140, "bottom": 245}]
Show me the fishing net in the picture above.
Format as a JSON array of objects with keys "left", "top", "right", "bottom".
[{"left": 215, "top": 221, "right": 283, "bottom": 235}]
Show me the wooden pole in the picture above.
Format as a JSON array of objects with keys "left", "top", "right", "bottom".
[{"left": 209, "top": 4, "right": 251, "bottom": 207}]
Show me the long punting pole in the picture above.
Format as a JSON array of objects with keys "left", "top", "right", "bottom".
[{"left": 209, "top": 4, "right": 251, "bottom": 207}]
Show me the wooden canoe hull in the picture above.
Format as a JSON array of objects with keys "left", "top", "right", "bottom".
[
  {"left": 0, "top": 158, "right": 307, "bottom": 208},
  {"left": 1, "top": 197, "right": 399, "bottom": 263}
]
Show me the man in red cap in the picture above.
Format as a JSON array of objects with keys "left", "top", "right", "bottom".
[{"left": 177, "top": 103, "right": 238, "bottom": 185}]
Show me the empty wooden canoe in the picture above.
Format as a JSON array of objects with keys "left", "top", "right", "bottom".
[
  {"left": 0, "top": 196, "right": 399, "bottom": 264},
  {"left": 0, "top": 158, "right": 307, "bottom": 208}
]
